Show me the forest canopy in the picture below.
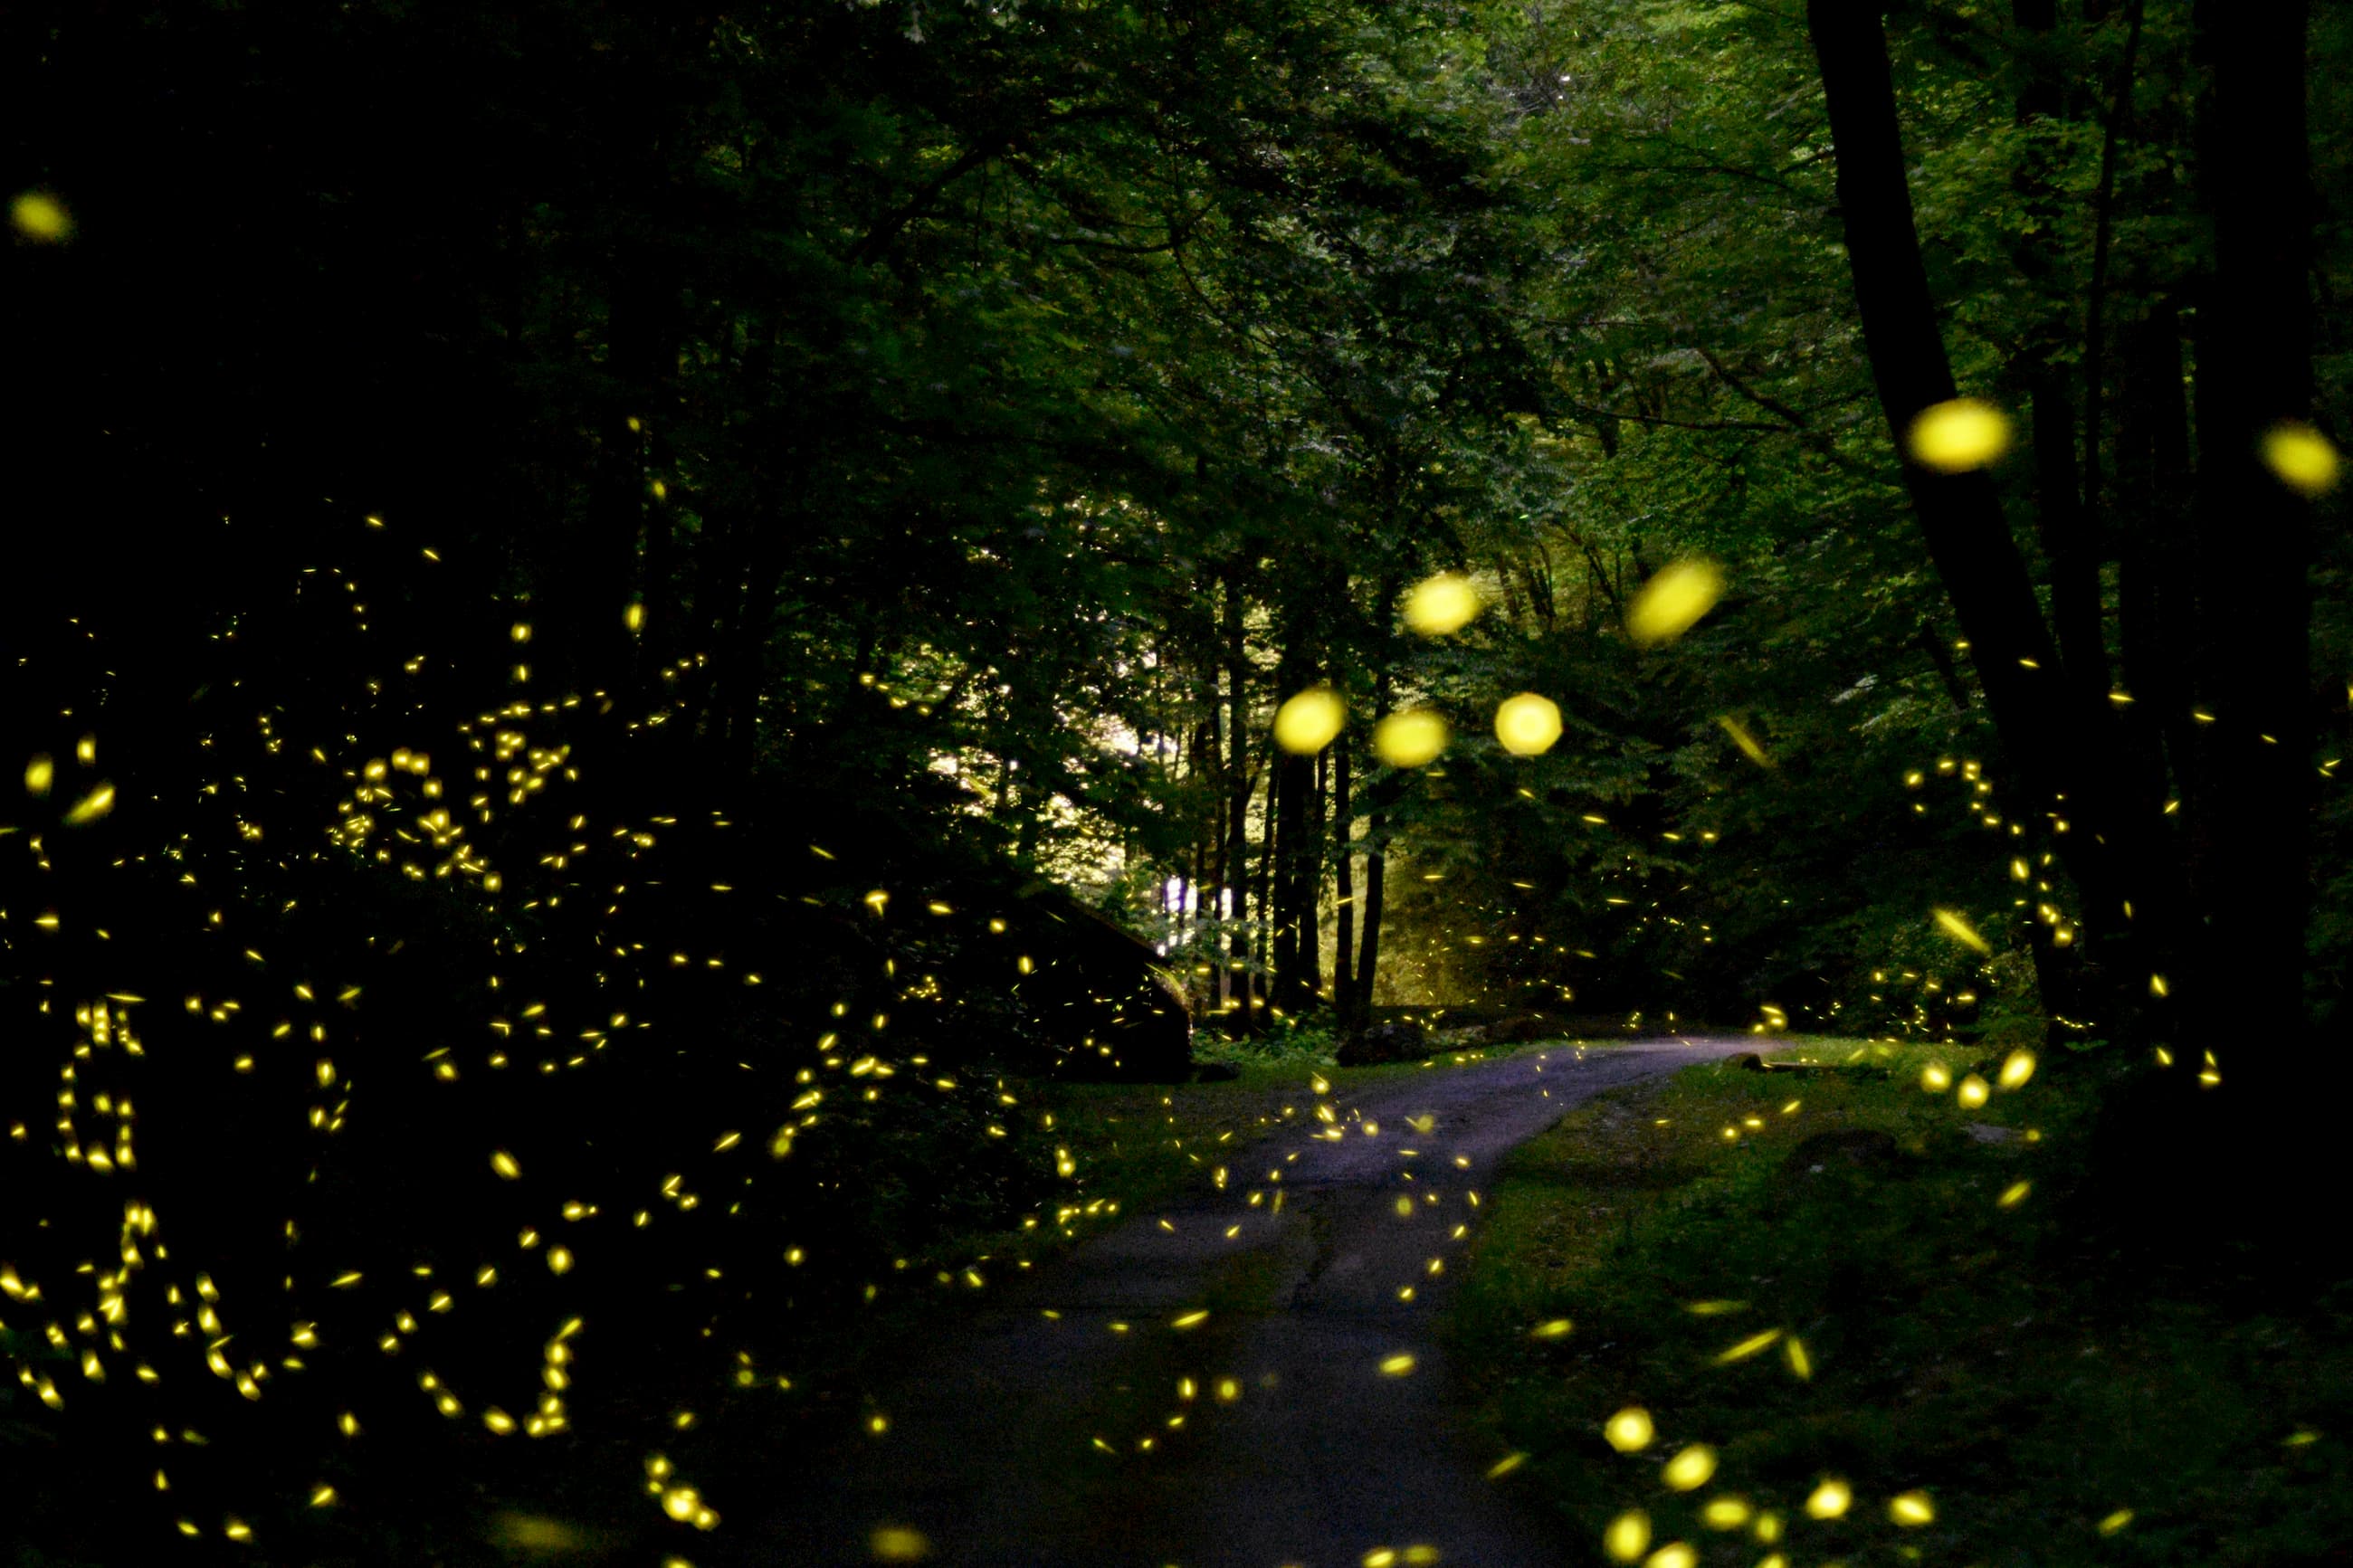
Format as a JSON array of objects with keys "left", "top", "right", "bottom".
[
  {"left": 10, "top": 0, "right": 2348, "bottom": 1053},
  {"left": 2, "top": 0, "right": 2348, "bottom": 1556}
]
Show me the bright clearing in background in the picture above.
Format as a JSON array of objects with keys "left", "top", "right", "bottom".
[
  {"left": 1908, "top": 397, "right": 2011, "bottom": 472},
  {"left": 2262, "top": 422, "right": 2339, "bottom": 497},
  {"left": 1374, "top": 708, "right": 1449, "bottom": 767},
  {"left": 1624, "top": 560, "right": 1723, "bottom": 648},
  {"left": 1403, "top": 572, "right": 1482, "bottom": 636},
  {"left": 1494, "top": 692, "right": 1562, "bottom": 756},
  {"left": 1273, "top": 688, "right": 1346, "bottom": 755}
]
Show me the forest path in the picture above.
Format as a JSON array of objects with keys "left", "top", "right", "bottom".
[{"left": 726, "top": 1037, "right": 1757, "bottom": 1568}]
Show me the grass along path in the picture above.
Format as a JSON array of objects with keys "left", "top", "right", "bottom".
[{"left": 1445, "top": 1039, "right": 2353, "bottom": 1568}]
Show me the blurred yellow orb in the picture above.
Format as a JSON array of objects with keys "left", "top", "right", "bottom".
[
  {"left": 872, "top": 1525, "right": 932, "bottom": 1561},
  {"left": 1624, "top": 560, "right": 1724, "bottom": 647},
  {"left": 1889, "top": 1490, "right": 1935, "bottom": 1525},
  {"left": 1643, "top": 1545, "right": 1697, "bottom": 1568},
  {"left": 1604, "top": 1405, "right": 1654, "bottom": 1452},
  {"left": 1700, "top": 1497, "right": 1751, "bottom": 1530},
  {"left": 1908, "top": 398, "right": 2012, "bottom": 472},
  {"left": 1603, "top": 1510, "right": 1652, "bottom": 1563},
  {"left": 10, "top": 191, "right": 72, "bottom": 242},
  {"left": 1662, "top": 1444, "right": 1717, "bottom": 1491},
  {"left": 488, "top": 1514, "right": 585, "bottom": 1553},
  {"left": 1273, "top": 688, "right": 1346, "bottom": 755},
  {"left": 1805, "top": 1478, "right": 1852, "bottom": 1519},
  {"left": 1494, "top": 692, "right": 1562, "bottom": 756},
  {"left": 1373, "top": 709, "right": 1450, "bottom": 768},
  {"left": 1404, "top": 572, "right": 1481, "bottom": 636},
  {"left": 2262, "top": 423, "right": 2339, "bottom": 496}
]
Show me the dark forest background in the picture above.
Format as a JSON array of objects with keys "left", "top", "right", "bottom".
[{"left": 3, "top": 0, "right": 2348, "bottom": 1561}]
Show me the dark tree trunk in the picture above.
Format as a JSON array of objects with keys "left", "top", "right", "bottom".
[
  {"left": 713, "top": 489, "right": 796, "bottom": 780},
  {"left": 2179, "top": 0, "right": 2322, "bottom": 1123},
  {"left": 1223, "top": 571, "right": 1256, "bottom": 1032},
  {"left": 1269, "top": 636, "right": 1317, "bottom": 1014},
  {"left": 638, "top": 421, "right": 681, "bottom": 688},
  {"left": 1333, "top": 727, "right": 1357, "bottom": 1018},
  {"left": 2027, "top": 370, "right": 2104, "bottom": 699},
  {"left": 2010, "top": 0, "right": 2106, "bottom": 708},
  {"left": 1912, "top": 621, "right": 1973, "bottom": 712},
  {"left": 1353, "top": 657, "right": 1396, "bottom": 1032},
  {"left": 1255, "top": 736, "right": 1279, "bottom": 1023},
  {"left": 1805, "top": 0, "right": 2149, "bottom": 961},
  {"left": 2080, "top": 0, "right": 2148, "bottom": 527},
  {"left": 1305, "top": 742, "right": 1327, "bottom": 1003},
  {"left": 572, "top": 243, "right": 677, "bottom": 695},
  {"left": 2117, "top": 302, "right": 2197, "bottom": 852},
  {"left": 1355, "top": 805, "right": 1386, "bottom": 1030}
]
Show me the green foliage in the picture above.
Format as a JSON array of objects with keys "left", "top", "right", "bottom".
[
  {"left": 9, "top": 0, "right": 2353, "bottom": 1558},
  {"left": 1450, "top": 1046, "right": 2353, "bottom": 1567},
  {"left": 1191, "top": 1015, "right": 1347, "bottom": 1072}
]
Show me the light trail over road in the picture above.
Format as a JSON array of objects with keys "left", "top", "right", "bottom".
[{"left": 732, "top": 1037, "right": 1758, "bottom": 1568}]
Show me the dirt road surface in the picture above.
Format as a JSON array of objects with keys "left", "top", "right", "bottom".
[{"left": 725, "top": 1036, "right": 1756, "bottom": 1568}]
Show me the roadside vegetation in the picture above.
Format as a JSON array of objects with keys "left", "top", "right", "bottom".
[{"left": 1448, "top": 1041, "right": 2353, "bottom": 1568}]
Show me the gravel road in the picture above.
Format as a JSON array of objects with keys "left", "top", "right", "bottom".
[{"left": 728, "top": 1036, "right": 1757, "bottom": 1568}]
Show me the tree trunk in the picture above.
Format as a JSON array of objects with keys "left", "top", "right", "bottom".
[
  {"left": 2179, "top": 0, "right": 2322, "bottom": 1125},
  {"left": 1306, "top": 742, "right": 1327, "bottom": 1003},
  {"left": 573, "top": 243, "right": 676, "bottom": 696},
  {"left": 1355, "top": 803, "right": 1386, "bottom": 1030},
  {"left": 2010, "top": 0, "right": 2106, "bottom": 708},
  {"left": 1223, "top": 570, "right": 1256, "bottom": 1032},
  {"left": 2080, "top": 0, "right": 2148, "bottom": 527},
  {"left": 1333, "top": 726, "right": 1358, "bottom": 1019},
  {"left": 1255, "top": 736, "right": 1279, "bottom": 1024},
  {"left": 1805, "top": 0, "right": 2148, "bottom": 961},
  {"left": 1269, "top": 635, "right": 1316, "bottom": 1014},
  {"left": 2117, "top": 301, "right": 2197, "bottom": 856},
  {"left": 1353, "top": 656, "right": 1396, "bottom": 1032}
]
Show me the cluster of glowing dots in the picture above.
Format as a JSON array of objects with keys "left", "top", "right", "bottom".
[
  {"left": 0, "top": 527, "right": 1081, "bottom": 1553},
  {"left": 23, "top": 744, "right": 113, "bottom": 824},
  {"left": 645, "top": 1453, "right": 719, "bottom": 1531},
  {"left": 1276, "top": 560, "right": 1724, "bottom": 765},
  {"left": 1601, "top": 1407, "right": 1936, "bottom": 1563}
]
